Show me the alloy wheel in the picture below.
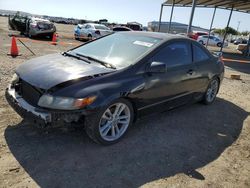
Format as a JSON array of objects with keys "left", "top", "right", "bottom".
[
  {"left": 99, "top": 103, "right": 131, "bottom": 141},
  {"left": 206, "top": 79, "right": 219, "bottom": 103}
]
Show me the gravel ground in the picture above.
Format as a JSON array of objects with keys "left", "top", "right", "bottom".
[{"left": 0, "top": 16, "right": 250, "bottom": 188}]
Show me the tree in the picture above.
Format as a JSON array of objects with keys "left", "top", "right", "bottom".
[
  {"left": 241, "top": 31, "right": 250, "bottom": 36},
  {"left": 225, "top": 27, "right": 238, "bottom": 35},
  {"left": 213, "top": 27, "right": 238, "bottom": 35},
  {"left": 213, "top": 28, "right": 223, "bottom": 35}
]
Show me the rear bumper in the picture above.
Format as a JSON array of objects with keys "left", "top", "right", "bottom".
[
  {"left": 29, "top": 29, "right": 56, "bottom": 36},
  {"left": 5, "top": 87, "right": 88, "bottom": 127}
]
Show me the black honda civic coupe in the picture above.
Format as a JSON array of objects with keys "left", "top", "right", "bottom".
[{"left": 6, "top": 32, "right": 224, "bottom": 145}]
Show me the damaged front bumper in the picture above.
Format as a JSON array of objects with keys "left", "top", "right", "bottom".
[{"left": 5, "top": 87, "right": 89, "bottom": 127}]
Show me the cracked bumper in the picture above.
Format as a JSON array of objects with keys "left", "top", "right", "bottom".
[{"left": 5, "top": 87, "right": 87, "bottom": 126}]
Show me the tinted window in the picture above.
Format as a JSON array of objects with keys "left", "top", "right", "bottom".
[
  {"left": 94, "top": 25, "right": 110, "bottom": 30},
  {"left": 193, "top": 44, "right": 210, "bottom": 62},
  {"left": 197, "top": 33, "right": 207, "bottom": 36},
  {"left": 113, "top": 27, "right": 131, "bottom": 31},
  {"left": 152, "top": 42, "right": 192, "bottom": 67},
  {"left": 85, "top": 25, "right": 91, "bottom": 29}
]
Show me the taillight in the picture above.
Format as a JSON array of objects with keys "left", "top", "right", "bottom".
[
  {"left": 30, "top": 23, "right": 37, "bottom": 28},
  {"left": 95, "top": 30, "right": 101, "bottom": 35}
]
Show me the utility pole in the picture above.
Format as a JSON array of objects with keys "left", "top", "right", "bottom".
[{"left": 236, "top": 21, "right": 241, "bottom": 34}]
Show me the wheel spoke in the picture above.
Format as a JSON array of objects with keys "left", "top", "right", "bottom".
[
  {"left": 114, "top": 104, "right": 125, "bottom": 116},
  {"left": 113, "top": 104, "right": 121, "bottom": 116},
  {"left": 114, "top": 124, "right": 120, "bottom": 136},
  {"left": 111, "top": 126, "right": 115, "bottom": 137},
  {"left": 117, "top": 115, "right": 129, "bottom": 120},
  {"left": 118, "top": 119, "right": 129, "bottom": 124},
  {"left": 100, "top": 122, "right": 112, "bottom": 136},
  {"left": 117, "top": 104, "right": 126, "bottom": 115},
  {"left": 104, "top": 109, "right": 113, "bottom": 119}
]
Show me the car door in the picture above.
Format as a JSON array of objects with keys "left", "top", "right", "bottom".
[
  {"left": 80, "top": 24, "right": 89, "bottom": 37},
  {"left": 191, "top": 43, "right": 212, "bottom": 99},
  {"left": 136, "top": 41, "right": 196, "bottom": 112},
  {"left": 209, "top": 36, "right": 216, "bottom": 46}
]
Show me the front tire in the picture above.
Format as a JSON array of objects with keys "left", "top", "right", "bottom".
[
  {"left": 85, "top": 98, "right": 134, "bottom": 145},
  {"left": 202, "top": 78, "right": 219, "bottom": 105}
]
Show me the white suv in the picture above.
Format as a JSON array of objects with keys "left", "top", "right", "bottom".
[
  {"left": 198, "top": 35, "right": 228, "bottom": 47},
  {"left": 74, "top": 23, "right": 112, "bottom": 41}
]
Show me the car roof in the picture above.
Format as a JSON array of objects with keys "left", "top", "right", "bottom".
[
  {"left": 87, "top": 23, "right": 107, "bottom": 27},
  {"left": 117, "top": 31, "right": 190, "bottom": 42}
]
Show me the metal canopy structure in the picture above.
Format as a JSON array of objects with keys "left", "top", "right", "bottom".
[
  {"left": 164, "top": 0, "right": 250, "bottom": 13},
  {"left": 158, "top": 0, "right": 250, "bottom": 54}
]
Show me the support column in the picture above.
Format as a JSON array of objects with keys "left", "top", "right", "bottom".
[
  {"left": 158, "top": 4, "right": 164, "bottom": 32},
  {"left": 220, "top": 6, "right": 234, "bottom": 52},
  {"left": 168, "top": 0, "right": 175, "bottom": 33},
  {"left": 246, "top": 34, "right": 250, "bottom": 56},
  {"left": 206, "top": 7, "right": 217, "bottom": 48},
  {"left": 187, "top": 0, "right": 197, "bottom": 35}
]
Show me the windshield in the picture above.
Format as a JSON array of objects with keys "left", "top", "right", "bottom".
[{"left": 72, "top": 33, "right": 162, "bottom": 69}]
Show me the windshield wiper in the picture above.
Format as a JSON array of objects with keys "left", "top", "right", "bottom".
[
  {"left": 62, "top": 52, "right": 91, "bottom": 64},
  {"left": 75, "top": 53, "right": 116, "bottom": 70}
]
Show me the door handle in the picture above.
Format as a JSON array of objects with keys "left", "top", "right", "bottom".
[{"left": 187, "top": 69, "right": 194, "bottom": 75}]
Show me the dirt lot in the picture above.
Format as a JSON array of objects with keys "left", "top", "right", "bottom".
[{"left": 0, "top": 16, "right": 250, "bottom": 188}]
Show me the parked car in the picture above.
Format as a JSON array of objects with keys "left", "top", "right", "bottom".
[
  {"left": 237, "top": 41, "right": 250, "bottom": 55},
  {"left": 234, "top": 38, "right": 243, "bottom": 45},
  {"left": 74, "top": 23, "right": 112, "bottom": 40},
  {"left": 198, "top": 35, "right": 228, "bottom": 47},
  {"left": 234, "top": 38, "right": 248, "bottom": 45},
  {"left": 6, "top": 32, "right": 224, "bottom": 145},
  {"left": 189, "top": 31, "right": 208, "bottom": 40},
  {"left": 112, "top": 26, "right": 132, "bottom": 32},
  {"left": 9, "top": 13, "right": 56, "bottom": 38}
]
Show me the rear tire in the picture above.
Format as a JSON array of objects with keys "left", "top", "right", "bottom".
[
  {"left": 202, "top": 78, "right": 219, "bottom": 105},
  {"left": 217, "top": 42, "right": 222, "bottom": 47},
  {"left": 87, "top": 34, "right": 92, "bottom": 41},
  {"left": 85, "top": 98, "right": 134, "bottom": 145},
  {"left": 199, "top": 40, "right": 204, "bottom": 45}
]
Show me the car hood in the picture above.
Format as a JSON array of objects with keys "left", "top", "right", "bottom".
[{"left": 16, "top": 53, "right": 114, "bottom": 90}]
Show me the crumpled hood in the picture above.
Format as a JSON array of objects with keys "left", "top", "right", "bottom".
[{"left": 16, "top": 53, "right": 113, "bottom": 90}]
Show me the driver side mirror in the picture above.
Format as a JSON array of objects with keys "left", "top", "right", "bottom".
[{"left": 147, "top": 61, "right": 167, "bottom": 73}]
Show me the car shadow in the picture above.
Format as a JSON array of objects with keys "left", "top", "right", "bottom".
[
  {"left": 4, "top": 98, "right": 249, "bottom": 188},
  {"left": 30, "top": 35, "right": 53, "bottom": 41}
]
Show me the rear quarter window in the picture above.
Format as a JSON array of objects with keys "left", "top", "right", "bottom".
[{"left": 193, "top": 44, "right": 210, "bottom": 62}]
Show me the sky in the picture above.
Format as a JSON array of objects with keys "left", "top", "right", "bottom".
[{"left": 0, "top": 0, "right": 250, "bottom": 32}]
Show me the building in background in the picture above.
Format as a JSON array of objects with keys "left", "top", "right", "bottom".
[{"left": 148, "top": 21, "right": 209, "bottom": 34}]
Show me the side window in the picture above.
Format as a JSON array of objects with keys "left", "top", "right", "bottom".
[
  {"left": 193, "top": 44, "right": 210, "bottom": 62},
  {"left": 152, "top": 42, "right": 192, "bottom": 67},
  {"left": 85, "top": 25, "right": 91, "bottom": 29}
]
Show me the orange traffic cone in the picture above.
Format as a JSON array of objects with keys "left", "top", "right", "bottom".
[
  {"left": 51, "top": 33, "right": 57, "bottom": 45},
  {"left": 10, "top": 36, "right": 19, "bottom": 57}
]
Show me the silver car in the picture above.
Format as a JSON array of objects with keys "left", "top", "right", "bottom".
[
  {"left": 74, "top": 23, "right": 112, "bottom": 40},
  {"left": 28, "top": 17, "right": 56, "bottom": 38},
  {"left": 9, "top": 14, "right": 56, "bottom": 38}
]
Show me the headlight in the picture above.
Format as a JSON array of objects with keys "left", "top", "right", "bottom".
[
  {"left": 11, "top": 73, "right": 19, "bottom": 85},
  {"left": 38, "top": 94, "right": 96, "bottom": 110}
]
